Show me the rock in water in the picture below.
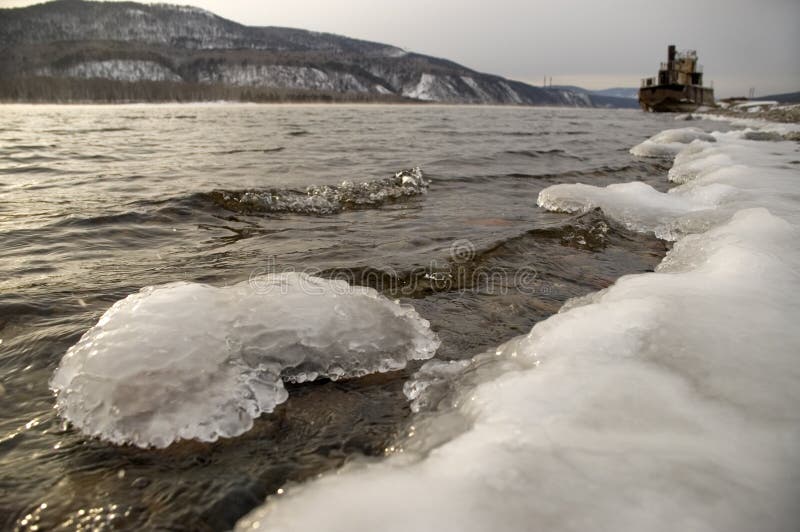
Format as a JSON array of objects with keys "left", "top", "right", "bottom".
[{"left": 50, "top": 273, "right": 439, "bottom": 448}]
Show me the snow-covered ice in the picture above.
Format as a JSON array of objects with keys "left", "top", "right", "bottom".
[
  {"left": 629, "top": 127, "right": 716, "bottom": 158},
  {"left": 51, "top": 272, "right": 439, "bottom": 448},
  {"left": 542, "top": 129, "right": 800, "bottom": 240},
  {"left": 236, "top": 123, "right": 800, "bottom": 532},
  {"left": 699, "top": 112, "right": 800, "bottom": 137}
]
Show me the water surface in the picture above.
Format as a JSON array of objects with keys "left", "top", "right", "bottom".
[{"left": 0, "top": 104, "right": 697, "bottom": 530}]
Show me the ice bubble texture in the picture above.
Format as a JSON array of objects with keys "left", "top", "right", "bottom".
[{"left": 51, "top": 272, "right": 439, "bottom": 448}]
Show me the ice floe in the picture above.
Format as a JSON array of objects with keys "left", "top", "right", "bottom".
[
  {"left": 51, "top": 272, "right": 439, "bottom": 448},
  {"left": 236, "top": 123, "right": 800, "bottom": 532}
]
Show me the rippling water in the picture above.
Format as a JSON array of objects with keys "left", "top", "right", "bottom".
[{"left": 0, "top": 104, "right": 705, "bottom": 530}]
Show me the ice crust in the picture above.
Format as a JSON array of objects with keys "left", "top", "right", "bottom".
[
  {"left": 51, "top": 273, "right": 439, "bottom": 448},
  {"left": 629, "top": 127, "right": 716, "bottom": 157},
  {"left": 540, "top": 130, "right": 800, "bottom": 240},
  {"left": 236, "top": 125, "right": 800, "bottom": 532}
]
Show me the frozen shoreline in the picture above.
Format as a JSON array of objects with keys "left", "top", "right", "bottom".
[
  {"left": 236, "top": 120, "right": 800, "bottom": 531},
  {"left": 699, "top": 103, "right": 800, "bottom": 126}
]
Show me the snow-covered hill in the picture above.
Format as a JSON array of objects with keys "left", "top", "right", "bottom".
[{"left": 0, "top": 0, "right": 633, "bottom": 106}]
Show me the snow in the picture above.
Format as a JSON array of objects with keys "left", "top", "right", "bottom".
[
  {"left": 700, "top": 112, "right": 800, "bottom": 136},
  {"left": 40, "top": 60, "right": 182, "bottom": 83},
  {"left": 544, "top": 129, "right": 800, "bottom": 240},
  {"left": 459, "top": 76, "right": 492, "bottom": 103},
  {"left": 50, "top": 272, "right": 439, "bottom": 448},
  {"left": 629, "top": 127, "right": 716, "bottom": 158},
  {"left": 235, "top": 122, "right": 800, "bottom": 532},
  {"left": 556, "top": 89, "right": 592, "bottom": 107},
  {"left": 537, "top": 180, "right": 715, "bottom": 238},
  {"left": 735, "top": 100, "right": 778, "bottom": 109},
  {"left": 169, "top": 4, "right": 215, "bottom": 17},
  {"left": 403, "top": 73, "right": 496, "bottom": 102},
  {"left": 404, "top": 73, "right": 442, "bottom": 101},
  {"left": 382, "top": 47, "right": 408, "bottom": 58},
  {"left": 498, "top": 81, "right": 523, "bottom": 104},
  {"left": 198, "top": 64, "right": 371, "bottom": 93}
]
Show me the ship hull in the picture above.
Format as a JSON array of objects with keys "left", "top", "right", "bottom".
[{"left": 638, "top": 84, "right": 714, "bottom": 112}]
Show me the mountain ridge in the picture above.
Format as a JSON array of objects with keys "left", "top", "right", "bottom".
[{"left": 0, "top": 0, "right": 638, "bottom": 107}]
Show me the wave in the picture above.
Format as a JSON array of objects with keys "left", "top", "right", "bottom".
[
  {"left": 500, "top": 160, "right": 669, "bottom": 181},
  {"left": 317, "top": 209, "right": 660, "bottom": 299},
  {"left": 41, "top": 127, "right": 133, "bottom": 134},
  {"left": 215, "top": 147, "right": 285, "bottom": 155},
  {"left": 503, "top": 148, "right": 583, "bottom": 159},
  {"left": 0, "top": 165, "right": 64, "bottom": 175},
  {"left": 49, "top": 210, "right": 174, "bottom": 228},
  {"left": 205, "top": 167, "right": 429, "bottom": 215}
]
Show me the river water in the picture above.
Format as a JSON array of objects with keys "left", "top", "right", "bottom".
[{"left": 0, "top": 104, "right": 714, "bottom": 530}]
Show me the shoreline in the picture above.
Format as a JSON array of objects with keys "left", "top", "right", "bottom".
[
  {"left": 699, "top": 103, "right": 800, "bottom": 124},
  {"left": 236, "top": 115, "right": 800, "bottom": 531},
  {"left": 0, "top": 100, "right": 642, "bottom": 111}
]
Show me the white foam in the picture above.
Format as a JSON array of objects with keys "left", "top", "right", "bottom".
[
  {"left": 236, "top": 123, "right": 800, "bottom": 532},
  {"left": 51, "top": 273, "right": 439, "bottom": 448}
]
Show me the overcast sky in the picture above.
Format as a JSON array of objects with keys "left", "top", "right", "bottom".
[{"left": 3, "top": 0, "right": 799, "bottom": 96}]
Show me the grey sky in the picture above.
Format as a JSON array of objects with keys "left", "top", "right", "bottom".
[{"left": 3, "top": 0, "right": 799, "bottom": 96}]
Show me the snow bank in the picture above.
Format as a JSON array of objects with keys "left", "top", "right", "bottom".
[
  {"left": 51, "top": 273, "right": 439, "bottom": 448},
  {"left": 236, "top": 125, "right": 800, "bottom": 532}
]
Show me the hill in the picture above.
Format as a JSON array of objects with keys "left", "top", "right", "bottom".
[
  {"left": 756, "top": 91, "right": 800, "bottom": 104},
  {"left": 551, "top": 85, "right": 639, "bottom": 109},
  {"left": 0, "top": 0, "right": 633, "bottom": 107}
]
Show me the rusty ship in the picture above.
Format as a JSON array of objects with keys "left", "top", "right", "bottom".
[{"left": 639, "top": 45, "right": 715, "bottom": 112}]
